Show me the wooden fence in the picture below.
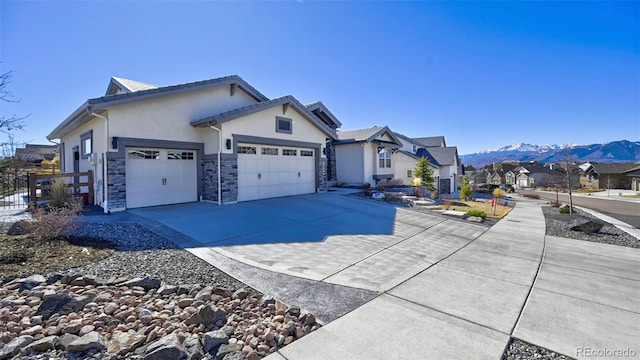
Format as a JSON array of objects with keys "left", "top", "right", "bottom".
[{"left": 28, "top": 170, "right": 93, "bottom": 207}]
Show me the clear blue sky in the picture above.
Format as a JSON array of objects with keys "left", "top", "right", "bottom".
[{"left": 1, "top": 1, "right": 638, "bottom": 155}]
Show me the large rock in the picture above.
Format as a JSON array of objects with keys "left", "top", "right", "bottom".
[
  {"left": 565, "top": 217, "right": 604, "bottom": 234},
  {"left": 0, "top": 335, "right": 34, "bottom": 360},
  {"left": 121, "top": 277, "right": 162, "bottom": 290},
  {"left": 183, "top": 334, "right": 204, "bottom": 360},
  {"left": 66, "top": 331, "right": 107, "bottom": 353},
  {"left": 57, "top": 333, "right": 79, "bottom": 350},
  {"left": 23, "top": 335, "right": 59, "bottom": 353},
  {"left": 185, "top": 306, "right": 227, "bottom": 327},
  {"left": 107, "top": 330, "right": 146, "bottom": 356},
  {"left": 215, "top": 344, "right": 243, "bottom": 360},
  {"left": 36, "top": 293, "right": 95, "bottom": 320},
  {"left": 12, "top": 275, "right": 46, "bottom": 291},
  {"left": 203, "top": 330, "right": 228, "bottom": 354},
  {"left": 145, "top": 333, "right": 186, "bottom": 360}
]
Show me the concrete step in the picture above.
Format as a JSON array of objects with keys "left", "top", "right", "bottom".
[{"left": 442, "top": 210, "right": 468, "bottom": 219}]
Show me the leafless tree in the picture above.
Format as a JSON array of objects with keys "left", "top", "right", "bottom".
[
  {"left": 560, "top": 146, "right": 579, "bottom": 214},
  {"left": 0, "top": 70, "right": 28, "bottom": 132}
]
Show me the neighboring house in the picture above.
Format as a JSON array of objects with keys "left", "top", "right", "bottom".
[
  {"left": 581, "top": 162, "right": 640, "bottom": 190},
  {"left": 513, "top": 162, "right": 574, "bottom": 188},
  {"left": 392, "top": 132, "right": 461, "bottom": 194},
  {"left": 47, "top": 75, "right": 339, "bottom": 211},
  {"left": 333, "top": 126, "right": 402, "bottom": 185},
  {"left": 14, "top": 144, "right": 58, "bottom": 163},
  {"left": 392, "top": 133, "right": 440, "bottom": 188},
  {"left": 484, "top": 163, "right": 518, "bottom": 186}
]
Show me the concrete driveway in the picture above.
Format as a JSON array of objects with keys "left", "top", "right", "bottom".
[{"left": 131, "top": 190, "right": 487, "bottom": 292}]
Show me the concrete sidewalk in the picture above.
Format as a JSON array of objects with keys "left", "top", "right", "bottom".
[{"left": 264, "top": 200, "right": 640, "bottom": 360}]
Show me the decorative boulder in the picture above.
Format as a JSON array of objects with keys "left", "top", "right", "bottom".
[{"left": 565, "top": 217, "right": 604, "bottom": 234}]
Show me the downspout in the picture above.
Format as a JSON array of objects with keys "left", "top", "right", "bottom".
[
  {"left": 208, "top": 123, "right": 222, "bottom": 206},
  {"left": 91, "top": 110, "right": 109, "bottom": 214}
]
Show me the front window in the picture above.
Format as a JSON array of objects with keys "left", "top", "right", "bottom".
[
  {"left": 407, "top": 170, "right": 412, "bottom": 178},
  {"left": 80, "top": 130, "right": 93, "bottom": 158},
  {"left": 378, "top": 149, "right": 391, "bottom": 168}
]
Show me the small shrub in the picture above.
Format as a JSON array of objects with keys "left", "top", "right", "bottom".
[
  {"left": 49, "top": 179, "right": 73, "bottom": 208},
  {"left": 523, "top": 194, "right": 540, "bottom": 199},
  {"left": 384, "top": 192, "right": 402, "bottom": 202},
  {"left": 460, "top": 184, "right": 473, "bottom": 201},
  {"left": 493, "top": 188, "right": 503, "bottom": 198},
  {"left": 362, "top": 183, "right": 372, "bottom": 197},
  {"left": 443, "top": 198, "right": 453, "bottom": 210},
  {"left": 467, "top": 209, "right": 487, "bottom": 219},
  {"left": 24, "top": 205, "right": 80, "bottom": 240},
  {"left": 558, "top": 205, "right": 574, "bottom": 214},
  {"left": 388, "top": 178, "right": 403, "bottom": 186}
]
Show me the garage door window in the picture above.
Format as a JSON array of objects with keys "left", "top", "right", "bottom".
[
  {"left": 261, "top": 147, "right": 278, "bottom": 155},
  {"left": 283, "top": 149, "right": 297, "bottom": 156},
  {"left": 300, "top": 150, "right": 313, "bottom": 157},
  {"left": 238, "top": 146, "right": 256, "bottom": 154},
  {"left": 128, "top": 150, "right": 160, "bottom": 159},
  {"left": 168, "top": 151, "right": 194, "bottom": 160}
]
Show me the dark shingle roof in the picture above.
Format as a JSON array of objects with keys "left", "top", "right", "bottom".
[
  {"left": 413, "top": 136, "right": 446, "bottom": 147},
  {"left": 590, "top": 162, "right": 640, "bottom": 175}
]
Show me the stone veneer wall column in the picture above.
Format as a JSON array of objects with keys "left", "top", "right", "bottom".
[
  {"left": 106, "top": 158, "right": 126, "bottom": 210},
  {"left": 318, "top": 158, "right": 328, "bottom": 192},
  {"left": 325, "top": 141, "right": 337, "bottom": 181},
  {"left": 201, "top": 157, "right": 218, "bottom": 202},
  {"left": 220, "top": 156, "right": 238, "bottom": 203}
]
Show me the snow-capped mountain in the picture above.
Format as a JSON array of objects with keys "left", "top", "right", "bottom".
[{"left": 461, "top": 140, "right": 640, "bottom": 168}]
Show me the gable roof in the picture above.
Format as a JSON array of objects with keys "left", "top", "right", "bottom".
[
  {"left": 415, "top": 148, "right": 441, "bottom": 167},
  {"left": 396, "top": 150, "right": 441, "bottom": 167},
  {"left": 190, "top": 95, "right": 337, "bottom": 139},
  {"left": 422, "top": 146, "right": 458, "bottom": 166},
  {"left": 336, "top": 126, "right": 402, "bottom": 146},
  {"left": 588, "top": 162, "right": 640, "bottom": 175},
  {"left": 48, "top": 75, "right": 270, "bottom": 140},
  {"left": 413, "top": 136, "right": 446, "bottom": 147},
  {"left": 392, "top": 132, "right": 425, "bottom": 147},
  {"left": 305, "top": 101, "right": 342, "bottom": 129},
  {"left": 106, "top": 77, "right": 158, "bottom": 95}
]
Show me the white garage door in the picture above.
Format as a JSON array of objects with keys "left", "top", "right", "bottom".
[
  {"left": 237, "top": 144, "right": 315, "bottom": 202},
  {"left": 125, "top": 148, "right": 197, "bottom": 208}
]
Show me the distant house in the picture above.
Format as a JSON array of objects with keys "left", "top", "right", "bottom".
[
  {"left": 333, "top": 126, "right": 402, "bottom": 185},
  {"left": 14, "top": 144, "right": 58, "bottom": 163},
  {"left": 393, "top": 133, "right": 462, "bottom": 194},
  {"left": 581, "top": 162, "right": 640, "bottom": 190}
]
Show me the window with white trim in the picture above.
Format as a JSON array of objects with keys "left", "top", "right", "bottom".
[
  {"left": 407, "top": 170, "right": 412, "bottom": 178},
  {"left": 80, "top": 131, "right": 93, "bottom": 158},
  {"left": 378, "top": 149, "right": 391, "bottom": 168},
  {"left": 300, "top": 150, "right": 313, "bottom": 157}
]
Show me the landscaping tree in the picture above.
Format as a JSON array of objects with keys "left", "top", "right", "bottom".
[
  {"left": 0, "top": 71, "right": 27, "bottom": 132},
  {"left": 460, "top": 175, "right": 473, "bottom": 201},
  {"left": 414, "top": 156, "right": 436, "bottom": 192},
  {"left": 560, "top": 146, "right": 579, "bottom": 214}
]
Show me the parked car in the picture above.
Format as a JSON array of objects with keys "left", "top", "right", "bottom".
[
  {"left": 500, "top": 184, "right": 515, "bottom": 193},
  {"left": 475, "top": 183, "right": 500, "bottom": 193}
]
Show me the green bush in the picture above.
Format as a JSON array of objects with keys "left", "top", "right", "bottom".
[
  {"left": 558, "top": 205, "right": 573, "bottom": 214},
  {"left": 467, "top": 209, "right": 487, "bottom": 219}
]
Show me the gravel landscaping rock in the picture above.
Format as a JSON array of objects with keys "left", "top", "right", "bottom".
[
  {"left": 542, "top": 206, "right": 639, "bottom": 248},
  {"left": 0, "top": 221, "right": 321, "bottom": 359},
  {"left": 503, "top": 338, "right": 574, "bottom": 360}
]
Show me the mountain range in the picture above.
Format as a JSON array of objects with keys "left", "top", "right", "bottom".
[{"left": 460, "top": 140, "right": 640, "bottom": 168}]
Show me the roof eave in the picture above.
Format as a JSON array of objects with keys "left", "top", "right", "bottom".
[{"left": 47, "top": 101, "right": 93, "bottom": 140}]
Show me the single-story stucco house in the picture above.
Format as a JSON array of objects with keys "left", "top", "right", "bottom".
[
  {"left": 47, "top": 75, "right": 340, "bottom": 212},
  {"left": 332, "top": 126, "right": 403, "bottom": 186}
]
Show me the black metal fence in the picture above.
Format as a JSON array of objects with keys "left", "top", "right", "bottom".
[{"left": 0, "top": 170, "right": 30, "bottom": 209}]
